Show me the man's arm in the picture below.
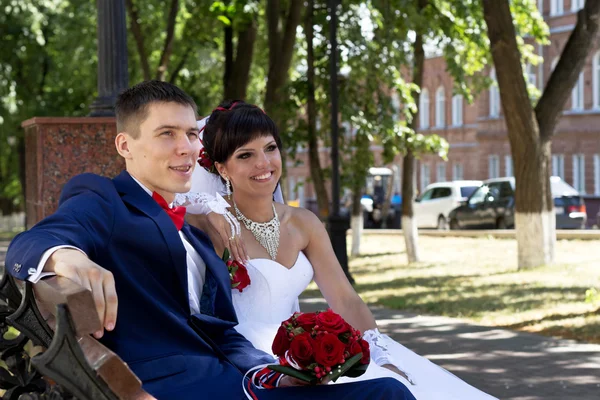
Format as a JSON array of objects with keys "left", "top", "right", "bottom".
[
  {"left": 6, "top": 175, "right": 118, "bottom": 337},
  {"left": 215, "top": 327, "right": 275, "bottom": 373}
]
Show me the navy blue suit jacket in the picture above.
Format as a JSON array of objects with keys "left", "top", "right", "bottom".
[{"left": 6, "top": 171, "right": 415, "bottom": 400}]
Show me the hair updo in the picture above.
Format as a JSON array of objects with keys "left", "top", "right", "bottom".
[{"left": 201, "top": 100, "right": 283, "bottom": 173}]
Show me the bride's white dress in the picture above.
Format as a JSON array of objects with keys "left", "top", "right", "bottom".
[{"left": 232, "top": 253, "right": 497, "bottom": 400}]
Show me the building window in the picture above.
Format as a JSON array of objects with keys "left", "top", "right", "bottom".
[
  {"left": 288, "top": 176, "right": 296, "bottom": 201},
  {"left": 505, "top": 155, "right": 513, "bottom": 177},
  {"left": 595, "top": 154, "right": 600, "bottom": 195},
  {"left": 593, "top": 52, "right": 600, "bottom": 109},
  {"left": 452, "top": 163, "right": 464, "bottom": 180},
  {"left": 571, "top": 0, "right": 585, "bottom": 12},
  {"left": 451, "top": 94, "right": 463, "bottom": 126},
  {"left": 297, "top": 178, "right": 305, "bottom": 207},
  {"left": 436, "top": 163, "right": 446, "bottom": 182},
  {"left": 572, "top": 154, "right": 585, "bottom": 194},
  {"left": 488, "top": 155, "right": 500, "bottom": 179},
  {"left": 550, "top": 0, "right": 563, "bottom": 16},
  {"left": 571, "top": 72, "right": 584, "bottom": 111},
  {"left": 538, "top": 44, "right": 544, "bottom": 90},
  {"left": 419, "top": 88, "right": 430, "bottom": 129},
  {"left": 420, "top": 163, "right": 431, "bottom": 191},
  {"left": 435, "top": 86, "right": 445, "bottom": 127},
  {"left": 552, "top": 154, "right": 565, "bottom": 179},
  {"left": 489, "top": 68, "right": 500, "bottom": 117},
  {"left": 526, "top": 63, "right": 536, "bottom": 88},
  {"left": 538, "top": 0, "right": 544, "bottom": 13}
]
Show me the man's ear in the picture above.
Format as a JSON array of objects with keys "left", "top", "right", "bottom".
[{"left": 115, "top": 132, "right": 133, "bottom": 159}]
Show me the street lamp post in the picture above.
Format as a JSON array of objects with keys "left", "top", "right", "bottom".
[
  {"left": 327, "top": 0, "right": 353, "bottom": 283},
  {"left": 89, "top": 0, "right": 129, "bottom": 117}
]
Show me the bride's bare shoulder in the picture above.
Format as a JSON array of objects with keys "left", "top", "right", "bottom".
[{"left": 278, "top": 205, "right": 322, "bottom": 231}]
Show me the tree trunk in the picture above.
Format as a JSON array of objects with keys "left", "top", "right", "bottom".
[
  {"left": 305, "top": 0, "right": 329, "bottom": 219},
  {"left": 380, "top": 165, "right": 396, "bottom": 229},
  {"left": 401, "top": 152, "right": 419, "bottom": 262},
  {"left": 124, "top": 0, "right": 151, "bottom": 80},
  {"left": 350, "top": 185, "right": 363, "bottom": 257},
  {"left": 482, "top": 0, "right": 600, "bottom": 268},
  {"left": 224, "top": 17, "right": 257, "bottom": 100},
  {"left": 155, "top": 0, "right": 179, "bottom": 81},
  {"left": 263, "top": 0, "right": 303, "bottom": 118},
  {"left": 402, "top": 0, "right": 427, "bottom": 263}
]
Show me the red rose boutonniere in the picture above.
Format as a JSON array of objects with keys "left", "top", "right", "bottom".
[{"left": 221, "top": 248, "right": 251, "bottom": 292}]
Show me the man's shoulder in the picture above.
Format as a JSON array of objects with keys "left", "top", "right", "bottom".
[{"left": 59, "top": 173, "right": 119, "bottom": 204}]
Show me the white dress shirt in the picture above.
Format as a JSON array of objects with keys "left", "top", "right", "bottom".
[{"left": 29, "top": 178, "right": 207, "bottom": 315}]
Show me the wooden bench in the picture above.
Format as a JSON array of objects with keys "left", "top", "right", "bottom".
[{"left": 0, "top": 269, "right": 155, "bottom": 400}]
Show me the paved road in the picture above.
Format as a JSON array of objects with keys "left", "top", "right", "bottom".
[{"left": 302, "top": 297, "right": 600, "bottom": 400}]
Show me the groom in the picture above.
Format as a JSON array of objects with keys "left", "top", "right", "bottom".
[{"left": 6, "top": 81, "right": 415, "bottom": 399}]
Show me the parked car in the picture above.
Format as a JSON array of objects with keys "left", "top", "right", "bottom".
[
  {"left": 414, "top": 180, "right": 482, "bottom": 229},
  {"left": 448, "top": 176, "right": 587, "bottom": 230}
]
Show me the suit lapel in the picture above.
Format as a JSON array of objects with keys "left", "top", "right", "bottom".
[{"left": 113, "top": 171, "right": 189, "bottom": 309}]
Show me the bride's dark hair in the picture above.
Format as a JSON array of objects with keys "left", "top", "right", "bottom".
[{"left": 202, "top": 100, "right": 283, "bottom": 172}]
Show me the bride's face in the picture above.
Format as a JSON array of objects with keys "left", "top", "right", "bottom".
[{"left": 218, "top": 134, "right": 282, "bottom": 198}]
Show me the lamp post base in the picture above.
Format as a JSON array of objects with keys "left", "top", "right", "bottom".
[{"left": 327, "top": 213, "right": 354, "bottom": 284}]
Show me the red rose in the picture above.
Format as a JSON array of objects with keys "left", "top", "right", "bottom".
[
  {"left": 272, "top": 325, "right": 291, "bottom": 357},
  {"left": 359, "top": 338, "right": 370, "bottom": 365},
  {"left": 349, "top": 339, "right": 362, "bottom": 356},
  {"left": 295, "top": 313, "right": 317, "bottom": 332},
  {"left": 227, "top": 260, "right": 251, "bottom": 292},
  {"left": 316, "top": 309, "right": 348, "bottom": 334},
  {"left": 288, "top": 332, "right": 314, "bottom": 367},
  {"left": 313, "top": 333, "right": 346, "bottom": 367}
]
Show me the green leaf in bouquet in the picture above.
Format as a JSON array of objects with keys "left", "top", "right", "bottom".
[
  {"left": 222, "top": 248, "right": 230, "bottom": 261},
  {"left": 267, "top": 364, "right": 317, "bottom": 384},
  {"left": 328, "top": 352, "right": 366, "bottom": 382}
]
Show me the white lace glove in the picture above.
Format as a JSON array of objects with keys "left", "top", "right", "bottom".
[
  {"left": 174, "top": 192, "right": 240, "bottom": 238},
  {"left": 363, "top": 328, "right": 416, "bottom": 385}
]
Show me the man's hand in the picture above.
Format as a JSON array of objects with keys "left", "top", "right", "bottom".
[{"left": 46, "top": 249, "right": 118, "bottom": 339}]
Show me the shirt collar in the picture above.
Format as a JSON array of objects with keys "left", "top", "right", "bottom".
[{"left": 129, "top": 175, "right": 175, "bottom": 207}]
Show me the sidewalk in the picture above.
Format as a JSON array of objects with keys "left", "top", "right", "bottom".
[
  {"left": 302, "top": 296, "right": 600, "bottom": 400},
  {"left": 2, "top": 240, "right": 599, "bottom": 399}
]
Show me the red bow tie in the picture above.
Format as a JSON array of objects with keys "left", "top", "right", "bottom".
[{"left": 152, "top": 192, "right": 186, "bottom": 231}]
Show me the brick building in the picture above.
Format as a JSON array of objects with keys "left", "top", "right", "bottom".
[{"left": 286, "top": 0, "right": 600, "bottom": 225}]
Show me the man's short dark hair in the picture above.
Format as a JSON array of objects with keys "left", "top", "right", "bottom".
[{"left": 115, "top": 80, "right": 198, "bottom": 138}]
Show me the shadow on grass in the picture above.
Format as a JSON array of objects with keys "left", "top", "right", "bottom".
[{"left": 352, "top": 251, "right": 405, "bottom": 259}]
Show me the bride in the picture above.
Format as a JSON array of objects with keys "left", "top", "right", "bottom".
[{"left": 180, "top": 101, "right": 497, "bottom": 400}]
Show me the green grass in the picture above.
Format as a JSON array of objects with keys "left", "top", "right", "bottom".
[
  {"left": 306, "top": 234, "right": 600, "bottom": 343},
  {"left": 0, "top": 229, "right": 22, "bottom": 241}
]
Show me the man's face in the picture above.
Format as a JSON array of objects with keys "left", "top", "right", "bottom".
[{"left": 121, "top": 102, "right": 200, "bottom": 202}]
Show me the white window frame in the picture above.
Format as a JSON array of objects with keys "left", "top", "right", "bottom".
[
  {"left": 488, "top": 155, "right": 500, "bottom": 179},
  {"left": 571, "top": 0, "right": 585, "bottom": 12},
  {"left": 452, "top": 163, "right": 464, "bottom": 181},
  {"left": 436, "top": 163, "right": 446, "bottom": 182},
  {"left": 288, "top": 176, "right": 296, "bottom": 201},
  {"left": 594, "top": 154, "right": 600, "bottom": 195},
  {"left": 526, "top": 63, "right": 536, "bottom": 88},
  {"left": 538, "top": 0, "right": 544, "bottom": 13},
  {"left": 572, "top": 154, "right": 586, "bottom": 194},
  {"left": 435, "top": 86, "right": 445, "bottom": 127},
  {"left": 593, "top": 52, "right": 600, "bottom": 109},
  {"left": 550, "top": 0, "right": 564, "bottom": 16},
  {"left": 571, "top": 72, "right": 584, "bottom": 111},
  {"left": 490, "top": 68, "right": 500, "bottom": 117},
  {"left": 538, "top": 44, "right": 544, "bottom": 91},
  {"left": 451, "top": 94, "right": 463, "bottom": 126},
  {"left": 420, "top": 88, "right": 430, "bottom": 129},
  {"left": 505, "top": 155, "right": 513, "bottom": 177},
  {"left": 552, "top": 154, "right": 565, "bottom": 179},
  {"left": 420, "top": 163, "right": 431, "bottom": 191}
]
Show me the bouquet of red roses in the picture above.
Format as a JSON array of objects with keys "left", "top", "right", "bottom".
[
  {"left": 268, "top": 309, "right": 370, "bottom": 384},
  {"left": 221, "top": 248, "right": 251, "bottom": 292}
]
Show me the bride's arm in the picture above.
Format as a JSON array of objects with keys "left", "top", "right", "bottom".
[
  {"left": 301, "top": 209, "right": 414, "bottom": 383},
  {"left": 300, "top": 209, "right": 376, "bottom": 332}
]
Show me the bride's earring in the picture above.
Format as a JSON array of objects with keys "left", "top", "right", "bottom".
[{"left": 225, "top": 177, "right": 232, "bottom": 200}]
